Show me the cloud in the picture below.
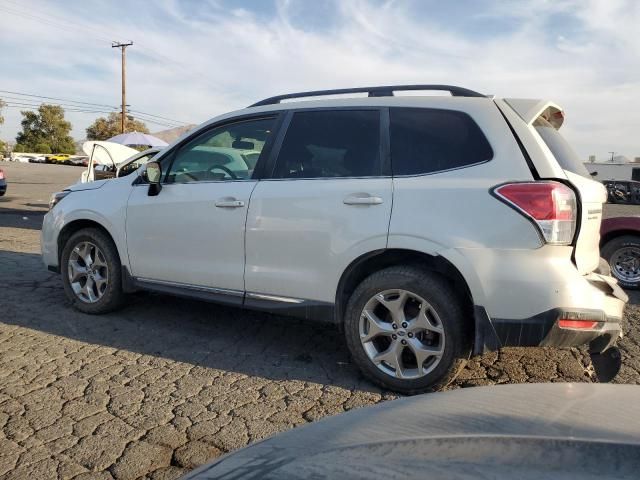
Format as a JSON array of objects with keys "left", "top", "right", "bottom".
[{"left": 0, "top": 0, "right": 638, "bottom": 159}]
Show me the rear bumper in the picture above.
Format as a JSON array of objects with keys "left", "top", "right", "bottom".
[
  {"left": 467, "top": 249, "right": 627, "bottom": 354},
  {"left": 485, "top": 307, "right": 623, "bottom": 353},
  {"left": 453, "top": 245, "right": 628, "bottom": 354}
]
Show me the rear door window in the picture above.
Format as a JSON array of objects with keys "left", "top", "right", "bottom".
[
  {"left": 390, "top": 108, "right": 493, "bottom": 176},
  {"left": 273, "top": 110, "right": 381, "bottom": 179},
  {"left": 533, "top": 117, "right": 590, "bottom": 178}
]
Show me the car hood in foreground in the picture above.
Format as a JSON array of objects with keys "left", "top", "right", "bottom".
[{"left": 182, "top": 383, "right": 640, "bottom": 480}]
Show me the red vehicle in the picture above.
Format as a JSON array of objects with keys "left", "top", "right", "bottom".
[
  {"left": 601, "top": 216, "right": 640, "bottom": 289},
  {"left": 0, "top": 168, "right": 6, "bottom": 196}
]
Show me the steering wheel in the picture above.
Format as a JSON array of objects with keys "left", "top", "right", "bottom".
[{"left": 208, "top": 165, "right": 238, "bottom": 180}]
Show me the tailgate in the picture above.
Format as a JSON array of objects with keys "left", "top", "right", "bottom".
[
  {"left": 565, "top": 171, "right": 607, "bottom": 273},
  {"left": 528, "top": 107, "right": 607, "bottom": 274}
]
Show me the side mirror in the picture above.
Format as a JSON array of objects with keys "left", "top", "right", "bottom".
[{"left": 146, "top": 161, "right": 162, "bottom": 196}]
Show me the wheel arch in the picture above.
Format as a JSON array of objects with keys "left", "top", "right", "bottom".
[
  {"left": 335, "top": 248, "right": 475, "bottom": 329},
  {"left": 57, "top": 219, "right": 123, "bottom": 267},
  {"left": 601, "top": 229, "right": 640, "bottom": 248}
]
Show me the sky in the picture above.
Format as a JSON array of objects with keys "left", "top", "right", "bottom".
[{"left": 0, "top": 0, "right": 638, "bottom": 160}]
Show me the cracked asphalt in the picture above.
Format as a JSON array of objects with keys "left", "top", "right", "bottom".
[{"left": 1, "top": 162, "right": 639, "bottom": 479}]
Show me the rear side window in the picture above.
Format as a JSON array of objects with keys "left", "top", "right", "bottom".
[
  {"left": 390, "top": 108, "right": 493, "bottom": 176},
  {"left": 533, "top": 117, "right": 590, "bottom": 178},
  {"left": 273, "top": 110, "right": 381, "bottom": 179}
]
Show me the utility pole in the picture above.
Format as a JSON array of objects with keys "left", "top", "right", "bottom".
[
  {"left": 112, "top": 41, "right": 133, "bottom": 133},
  {"left": 609, "top": 151, "right": 616, "bottom": 162}
]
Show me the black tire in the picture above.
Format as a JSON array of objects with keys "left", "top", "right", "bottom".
[
  {"left": 344, "top": 266, "right": 471, "bottom": 395},
  {"left": 602, "top": 235, "right": 640, "bottom": 289},
  {"left": 60, "top": 228, "right": 126, "bottom": 313}
]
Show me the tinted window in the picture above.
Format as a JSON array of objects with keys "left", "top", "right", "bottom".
[
  {"left": 534, "top": 117, "right": 590, "bottom": 178},
  {"left": 390, "top": 108, "right": 493, "bottom": 175},
  {"left": 167, "top": 117, "right": 275, "bottom": 183},
  {"left": 273, "top": 110, "right": 381, "bottom": 179}
]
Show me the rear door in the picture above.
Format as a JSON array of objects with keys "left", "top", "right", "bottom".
[{"left": 244, "top": 108, "right": 392, "bottom": 305}]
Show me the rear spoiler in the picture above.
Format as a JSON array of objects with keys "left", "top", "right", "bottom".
[{"left": 503, "top": 99, "right": 564, "bottom": 129}]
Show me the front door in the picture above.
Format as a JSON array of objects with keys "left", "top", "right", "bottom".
[{"left": 125, "top": 116, "right": 278, "bottom": 292}]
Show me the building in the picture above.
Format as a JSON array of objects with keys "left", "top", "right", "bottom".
[{"left": 584, "top": 155, "right": 640, "bottom": 181}]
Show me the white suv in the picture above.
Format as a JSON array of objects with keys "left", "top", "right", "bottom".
[{"left": 42, "top": 85, "right": 627, "bottom": 393}]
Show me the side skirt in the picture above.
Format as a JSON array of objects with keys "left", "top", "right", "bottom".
[{"left": 128, "top": 273, "right": 337, "bottom": 324}]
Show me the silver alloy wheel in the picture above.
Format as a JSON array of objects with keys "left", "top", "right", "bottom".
[
  {"left": 610, "top": 246, "right": 640, "bottom": 283},
  {"left": 67, "top": 241, "right": 109, "bottom": 303},
  {"left": 359, "top": 289, "right": 445, "bottom": 380}
]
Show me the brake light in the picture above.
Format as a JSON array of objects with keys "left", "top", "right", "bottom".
[{"left": 493, "top": 181, "right": 577, "bottom": 245}]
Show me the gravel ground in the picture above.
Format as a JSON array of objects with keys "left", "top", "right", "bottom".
[{"left": 1, "top": 161, "right": 639, "bottom": 479}]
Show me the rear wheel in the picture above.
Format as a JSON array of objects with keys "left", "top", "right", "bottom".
[
  {"left": 344, "top": 266, "right": 471, "bottom": 394},
  {"left": 602, "top": 235, "right": 640, "bottom": 289},
  {"left": 60, "top": 228, "right": 125, "bottom": 313}
]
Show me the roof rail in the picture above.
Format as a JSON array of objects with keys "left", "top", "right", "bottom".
[{"left": 249, "top": 84, "right": 486, "bottom": 107}]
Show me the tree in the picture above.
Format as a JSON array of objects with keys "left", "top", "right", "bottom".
[
  {"left": 86, "top": 112, "right": 149, "bottom": 141},
  {"left": 15, "top": 104, "right": 75, "bottom": 154}
]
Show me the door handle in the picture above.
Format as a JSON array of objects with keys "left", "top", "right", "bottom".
[
  {"left": 343, "top": 194, "right": 384, "bottom": 205},
  {"left": 215, "top": 197, "right": 245, "bottom": 208}
]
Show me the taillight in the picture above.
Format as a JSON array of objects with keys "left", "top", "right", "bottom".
[
  {"left": 493, "top": 181, "right": 577, "bottom": 245},
  {"left": 0, "top": 170, "right": 4, "bottom": 180}
]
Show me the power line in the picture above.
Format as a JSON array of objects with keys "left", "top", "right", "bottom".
[
  {"left": 1, "top": 96, "right": 118, "bottom": 112},
  {"left": 127, "top": 112, "right": 184, "bottom": 128},
  {"left": 128, "top": 109, "right": 190, "bottom": 125},
  {"left": 128, "top": 115, "right": 182, "bottom": 129},
  {"left": 3, "top": 103, "right": 180, "bottom": 128},
  {"left": 0, "top": 89, "right": 117, "bottom": 109},
  {"left": 0, "top": 89, "right": 190, "bottom": 126},
  {"left": 3, "top": 104, "right": 119, "bottom": 115},
  {"left": 4, "top": 103, "right": 183, "bottom": 128}
]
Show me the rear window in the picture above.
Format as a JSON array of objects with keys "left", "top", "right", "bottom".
[
  {"left": 273, "top": 110, "right": 381, "bottom": 179},
  {"left": 390, "top": 108, "right": 493, "bottom": 176},
  {"left": 533, "top": 117, "right": 590, "bottom": 178}
]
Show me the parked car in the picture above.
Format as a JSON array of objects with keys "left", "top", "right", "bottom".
[
  {"left": 28, "top": 155, "right": 48, "bottom": 164},
  {"left": 41, "top": 85, "right": 627, "bottom": 393},
  {"left": 79, "top": 142, "right": 162, "bottom": 183},
  {"left": 602, "top": 180, "right": 640, "bottom": 205},
  {"left": 67, "top": 156, "right": 88, "bottom": 167},
  {"left": 601, "top": 216, "right": 640, "bottom": 289},
  {"left": 183, "top": 384, "right": 640, "bottom": 480},
  {"left": 0, "top": 168, "right": 6, "bottom": 196},
  {"left": 48, "top": 154, "right": 72, "bottom": 164}
]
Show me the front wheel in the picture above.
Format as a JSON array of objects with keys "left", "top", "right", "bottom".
[
  {"left": 60, "top": 228, "right": 125, "bottom": 313},
  {"left": 344, "top": 266, "right": 470, "bottom": 394},
  {"left": 602, "top": 235, "right": 640, "bottom": 289}
]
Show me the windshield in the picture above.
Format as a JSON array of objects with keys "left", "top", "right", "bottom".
[{"left": 533, "top": 117, "right": 590, "bottom": 178}]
